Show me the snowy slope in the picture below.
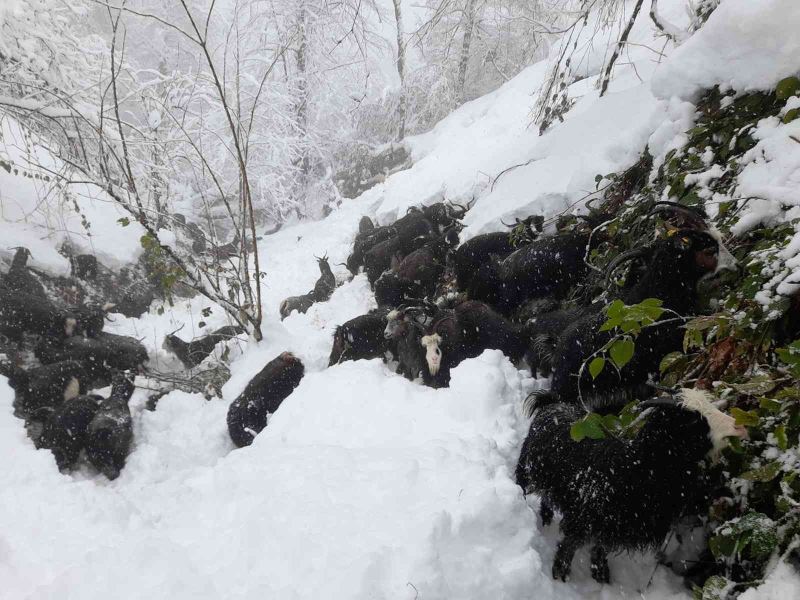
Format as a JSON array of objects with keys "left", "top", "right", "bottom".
[{"left": 2, "top": 1, "right": 800, "bottom": 599}]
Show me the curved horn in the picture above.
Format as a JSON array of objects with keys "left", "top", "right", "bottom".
[
  {"left": 604, "top": 247, "right": 650, "bottom": 286},
  {"left": 648, "top": 202, "right": 708, "bottom": 229}
]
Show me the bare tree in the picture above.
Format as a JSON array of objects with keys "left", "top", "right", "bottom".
[{"left": 392, "top": 0, "right": 408, "bottom": 141}]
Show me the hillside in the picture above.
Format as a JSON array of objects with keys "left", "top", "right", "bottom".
[{"left": 1, "top": 1, "right": 800, "bottom": 599}]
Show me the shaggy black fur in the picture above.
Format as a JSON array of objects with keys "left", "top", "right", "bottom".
[
  {"left": 163, "top": 325, "right": 246, "bottom": 369},
  {"left": 2, "top": 247, "right": 47, "bottom": 298},
  {"left": 328, "top": 309, "right": 391, "bottom": 367},
  {"left": 515, "top": 399, "right": 717, "bottom": 583},
  {"left": 467, "top": 232, "right": 595, "bottom": 314},
  {"left": 0, "top": 360, "right": 88, "bottom": 417},
  {"left": 85, "top": 372, "right": 136, "bottom": 480},
  {"left": 549, "top": 231, "right": 724, "bottom": 407},
  {"left": 311, "top": 256, "right": 336, "bottom": 302},
  {"left": 226, "top": 352, "right": 305, "bottom": 447},
  {"left": 0, "top": 287, "right": 76, "bottom": 340},
  {"left": 37, "top": 394, "right": 103, "bottom": 472},
  {"left": 374, "top": 272, "right": 424, "bottom": 308},
  {"left": 452, "top": 232, "right": 515, "bottom": 291},
  {"left": 36, "top": 332, "right": 148, "bottom": 387},
  {"left": 346, "top": 225, "right": 395, "bottom": 275}
]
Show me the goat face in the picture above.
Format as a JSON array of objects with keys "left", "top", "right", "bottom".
[{"left": 420, "top": 334, "right": 442, "bottom": 375}]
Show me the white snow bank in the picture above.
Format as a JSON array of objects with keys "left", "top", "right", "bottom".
[
  {"left": 0, "top": 115, "right": 146, "bottom": 274},
  {"left": 652, "top": 0, "right": 800, "bottom": 101},
  {"left": 740, "top": 561, "right": 800, "bottom": 600}
]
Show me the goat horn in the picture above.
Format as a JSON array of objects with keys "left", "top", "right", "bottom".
[
  {"left": 604, "top": 247, "right": 649, "bottom": 285},
  {"left": 640, "top": 395, "right": 680, "bottom": 409},
  {"left": 648, "top": 202, "right": 708, "bottom": 227},
  {"left": 165, "top": 324, "right": 186, "bottom": 337}
]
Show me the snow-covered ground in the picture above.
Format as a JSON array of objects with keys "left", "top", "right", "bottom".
[{"left": 2, "top": 1, "right": 799, "bottom": 598}]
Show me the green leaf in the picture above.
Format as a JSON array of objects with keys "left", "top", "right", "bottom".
[
  {"left": 740, "top": 461, "right": 781, "bottom": 482},
  {"left": 117, "top": 217, "right": 131, "bottom": 227},
  {"left": 759, "top": 397, "right": 782, "bottom": 413},
  {"left": 589, "top": 357, "right": 606, "bottom": 380},
  {"left": 599, "top": 317, "right": 621, "bottom": 332},
  {"left": 776, "top": 76, "right": 800, "bottom": 101},
  {"left": 732, "top": 375, "right": 778, "bottom": 396},
  {"left": 731, "top": 407, "right": 759, "bottom": 427},
  {"left": 700, "top": 575, "right": 732, "bottom": 600},
  {"left": 601, "top": 414, "right": 620, "bottom": 432},
  {"left": 610, "top": 338, "right": 635, "bottom": 370},
  {"left": 606, "top": 300, "right": 625, "bottom": 320},
  {"left": 774, "top": 425, "right": 788, "bottom": 451},
  {"left": 709, "top": 535, "right": 736, "bottom": 558},
  {"left": 660, "top": 352, "right": 685, "bottom": 374},
  {"left": 619, "top": 320, "right": 641, "bottom": 334},
  {"left": 569, "top": 413, "right": 607, "bottom": 442}
]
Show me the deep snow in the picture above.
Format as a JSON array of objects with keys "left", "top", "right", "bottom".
[{"left": 2, "top": 1, "right": 800, "bottom": 598}]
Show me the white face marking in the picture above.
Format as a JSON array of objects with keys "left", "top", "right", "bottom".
[
  {"left": 679, "top": 388, "right": 747, "bottom": 460},
  {"left": 421, "top": 334, "right": 442, "bottom": 375},
  {"left": 63, "top": 377, "right": 80, "bottom": 401},
  {"left": 64, "top": 318, "right": 77, "bottom": 336}
]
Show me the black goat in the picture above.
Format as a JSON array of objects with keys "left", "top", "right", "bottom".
[
  {"left": 549, "top": 230, "right": 731, "bottom": 407},
  {"left": 2, "top": 247, "right": 47, "bottom": 298},
  {"left": 70, "top": 255, "right": 156, "bottom": 318},
  {"left": 395, "top": 229, "right": 459, "bottom": 290},
  {"left": 468, "top": 232, "right": 596, "bottom": 314},
  {"left": 0, "top": 360, "right": 87, "bottom": 417},
  {"left": 383, "top": 306, "right": 434, "bottom": 380},
  {"left": 515, "top": 389, "right": 746, "bottom": 583},
  {"left": 525, "top": 305, "right": 594, "bottom": 376},
  {"left": 163, "top": 325, "right": 245, "bottom": 369},
  {"left": 347, "top": 225, "right": 396, "bottom": 275},
  {"left": 374, "top": 229, "right": 459, "bottom": 304},
  {"left": 0, "top": 287, "right": 77, "bottom": 341},
  {"left": 363, "top": 235, "right": 402, "bottom": 285},
  {"left": 328, "top": 309, "right": 391, "bottom": 366},
  {"left": 227, "top": 352, "right": 305, "bottom": 447},
  {"left": 420, "top": 300, "right": 529, "bottom": 387},
  {"left": 452, "top": 232, "right": 515, "bottom": 290},
  {"left": 311, "top": 256, "right": 336, "bottom": 302},
  {"left": 279, "top": 294, "right": 315, "bottom": 320},
  {"left": 85, "top": 372, "right": 136, "bottom": 480},
  {"left": 374, "top": 272, "right": 424, "bottom": 308},
  {"left": 36, "top": 394, "right": 103, "bottom": 472},
  {"left": 279, "top": 256, "right": 337, "bottom": 320},
  {"left": 36, "top": 332, "right": 148, "bottom": 388}
]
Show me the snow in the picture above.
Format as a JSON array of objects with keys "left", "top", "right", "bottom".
[
  {"left": 2, "top": 1, "right": 800, "bottom": 598},
  {"left": 739, "top": 561, "right": 800, "bottom": 600},
  {"left": 0, "top": 116, "right": 146, "bottom": 274},
  {"left": 651, "top": 0, "right": 800, "bottom": 101}
]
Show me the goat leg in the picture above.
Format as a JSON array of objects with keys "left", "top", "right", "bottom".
[
  {"left": 590, "top": 545, "right": 611, "bottom": 584},
  {"left": 540, "top": 497, "right": 554, "bottom": 527},
  {"left": 552, "top": 536, "right": 579, "bottom": 582}
]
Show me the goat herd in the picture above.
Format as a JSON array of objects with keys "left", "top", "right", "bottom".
[
  {"left": 0, "top": 198, "right": 749, "bottom": 586},
  {"left": 265, "top": 199, "right": 747, "bottom": 584}
]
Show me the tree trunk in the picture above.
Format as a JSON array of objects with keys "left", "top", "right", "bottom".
[
  {"left": 456, "top": 0, "right": 478, "bottom": 106},
  {"left": 392, "top": 0, "right": 407, "bottom": 141},
  {"left": 294, "top": 0, "right": 310, "bottom": 218}
]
